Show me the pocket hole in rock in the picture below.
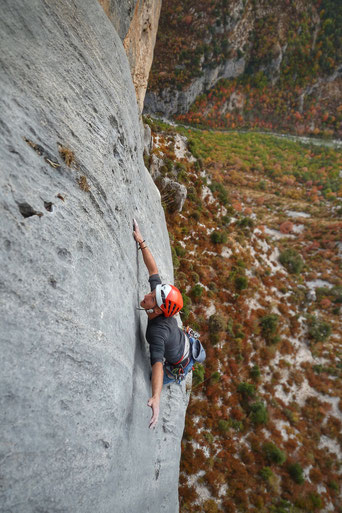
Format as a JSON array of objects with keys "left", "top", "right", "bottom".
[
  {"left": 18, "top": 202, "right": 43, "bottom": 218},
  {"left": 44, "top": 201, "right": 53, "bottom": 212}
]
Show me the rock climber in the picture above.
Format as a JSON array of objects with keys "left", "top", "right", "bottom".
[{"left": 133, "top": 219, "right": 195, "bottom": 429}]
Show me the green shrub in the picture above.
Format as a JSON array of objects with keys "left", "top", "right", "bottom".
[
  {"left": 175, "top": 161, "right": 186, "bottom": 174},
  {"left": 250, "top": 401, "right": 268, "bottom": 425},
  {"left": 203, "top": 431, "right": 214, "bottom": 444},
  {"left": 190, "top": 272, "right": 200, "bottom": 283},
  {"left": 308, "top": 316, "right": 332, "bottom": 342},
  {"left": 210, "top": 230, "right": 227, "bottom": 244},
  {"left": 209, "top": 332, "right": 220, "bottom": 345},
  {"left": 235, "top": 275, "right": 248, "bottom": 291},
  {"left": 176, "top": 271, "right": 187, "bottom": 281},
  {"left": 171, "top": 247, "right": 180, "bottom": 269},
  {"left": 208, "top": 281, "right": 217, "bottom": 292},
  {"left": 233, "top": 322, "right": 245, "bottom": 339},
  {"left": 263, "top": 442, "right": 287, "bottom": 465},
  {"left": 221, "top": 215, "right": 231, "bottom": 225},
  {"left": 194, "top": 160, "right": 201, "bottom": 172},
  {"left": 190, "top": 210, "right": 200, "bottom": 221},
  {"left": 327, "top": 480, "right": 338, "bottom": 491},
  {"left": 209, "top": 314, "right": 226, "bottom": 333},
  {"left": 260, "top": 466, "right": 273, "bottom": 481},
  {"left": 284, "top": 408, "right": 296, "bottom": 424},
  {"left": 191, "top": 284, "right": 204, "bottom": 299},
  {"left": 250, "top": 365, "right": 261, "bottom": 380},
  {"left": 143, "top": 153, "right": 151, "bottom": 168},
  {"left": 237, "top": 382, "right": 256, "bottom": 398},
  {"left": 272, "top": 499, "right": 293, "bottom": 513},
  {"left": 236, "top": 259, "right": 246, "bottom": 268},
  {"left": 279, "top": 248, "right": 304, "bottom": 274},
  {"left": 160, "top": 158, "right": 174, "bottom": 176},
  {"left": 211, "top": 371, "right": 221, "bottom": 384},
  {"left": 187, "top": 139, "right": 199, "bottom": 158},
  {"left": 231, "top": 419, "right": 243, "bottom": 431},
  {"left": 315, "top": 286, "right": 332, "bottom": 301},
  {"left": 187, "top": 186, "right": 199, "bottom": 203},
  {"left": 175, "top": 244, "right": 186, "bottom": 257},
  {"left": 218, "top": 419, "right": 230, "bottom": 433},
  {"left": 193, "top": 363, "right": 205, "bottom": 386},
  {"left": 308, "top": 493, "right": 323, "bottom": 509},
  {"left": 288, "top": 463, "right": 304, "bottom": 484},
  {"left": 237, "top": 217, "right": 254, "bottom": 230},
  {"left": 209, "top": 181, "right": 229, "bottom": 205},
  {"left": 331, "top": 285, "right": 342, "bottom": 303},
  {"left": 260, "top": 314, "right": 279, "bottom": 339},
  {"left": 226, "top": 318, "right": 234, "bottom": 336},
  {"left": 180, "top": 293, "right": 192, "bottom": 320}
]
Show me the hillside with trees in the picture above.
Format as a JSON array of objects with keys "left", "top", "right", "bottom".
[
  {"left": 143, "top": 116, "right": 342, "bottom": 512},
  {"left": 146, "top": 0, "right": 342, "bottom": 138},
  {"left": 144, "top": 1, "right": 342, "bottom": 510}
]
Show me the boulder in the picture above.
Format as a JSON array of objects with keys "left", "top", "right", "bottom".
[
  {"left": 143, "top": 122, "right": 152, "bottom": 155},
  {"left": 158, "top": 178, "right": 187, "bottom": 213}
]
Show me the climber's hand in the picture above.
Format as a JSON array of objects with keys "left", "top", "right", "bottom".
[
  {"left": 147, "top": 396, "right": 160, "bottom": 429},
  {"left": 133, "top": 218, "right": 144, "bottom": 244}
]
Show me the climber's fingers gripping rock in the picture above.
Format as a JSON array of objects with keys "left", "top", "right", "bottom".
[
  {"left": 133, "top": 218, "right": 143, "bottom": 245},
  {"left": 147, "top": 396, "right": 160, "bottom": 429}
]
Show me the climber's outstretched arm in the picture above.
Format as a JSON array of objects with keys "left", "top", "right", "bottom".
[
  {"left": 147, "top": 361, "right": 163, "bottom": 429},
  {"left": 133, "top": 219, "right": 158, "bottom": 276}
]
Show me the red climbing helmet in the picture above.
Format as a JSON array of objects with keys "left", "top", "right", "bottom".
[{"left": 155, "top": 284, "right": 183, "bottom": 317}]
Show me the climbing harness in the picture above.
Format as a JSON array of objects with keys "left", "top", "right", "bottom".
[
  {"left": 164, "top": 326, "right": 203, "bottom": 384},
  {"left": 164, "top": 330, "right": 192, "bottom": 384}
]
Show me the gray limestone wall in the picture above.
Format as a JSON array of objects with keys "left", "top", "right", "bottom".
[
  {"left": 98, "top": 0, "right": 137, "bottom": 41},
  {"left": 0, "top": 1, "right": 189, "bottom": 512}
]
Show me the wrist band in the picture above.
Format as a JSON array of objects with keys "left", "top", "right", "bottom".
[{"left": 139, "top": 245, "right": 147, "bottom": 250}]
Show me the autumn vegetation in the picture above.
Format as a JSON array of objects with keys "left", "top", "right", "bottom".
[
  {"left": 149, "top": 0, "right": 342, "bottom": 138},
  {"left": 144, "top": 115, "right": 342, "bottom": 513}
]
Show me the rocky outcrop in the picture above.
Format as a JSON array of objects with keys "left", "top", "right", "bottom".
[
  {"left": 124, "top": 0, "right": 162, "bottom": 113},
  {"left": 144, "top": 57, "right": 245, "bottom": 117},
  {"left": 157, "top": 178, "right": 187, "bottom": 213},
  {"left": 0, "top": 1, "right": 189, "bottom": 512},
  {"left": 98, "top": 0, "right": 137, "bottom": 40},
  {"left": 98, "top": 0, "right": 162, "bottom": 113},
  {"left": 144, "top": 0, "right": 341, "bottom": 132}
]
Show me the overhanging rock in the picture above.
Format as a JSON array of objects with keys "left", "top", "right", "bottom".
[{"left": 0, "top": 1, "right": 190, "bottom": 512}]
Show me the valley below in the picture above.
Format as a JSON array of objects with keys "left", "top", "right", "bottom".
[{"left": 144, "top": 116, "right": 342, "bottom": 513}]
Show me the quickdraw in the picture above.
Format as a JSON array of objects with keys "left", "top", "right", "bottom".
[
  {"left": 184, "top": 325, "right": 200, "bottom": 340},
  {"left": 164, "top": 363, "right": 187, "bottom": 384}
]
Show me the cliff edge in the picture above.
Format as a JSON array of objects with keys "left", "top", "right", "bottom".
[{"left": 0, "top": 1, "right": 189, "bottom": 512}]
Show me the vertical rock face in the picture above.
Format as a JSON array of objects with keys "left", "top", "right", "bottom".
[
  {"left": 0, "top": 1, "right": 189, "bottom": 512},
  {"left": 97, "top": 0, "right": 137, "bottom": 40},
  {"left": 123, "top": 0, "right": 162, "bottom": 113},
  {"left": 98, "top": 0, "right": 162, "bottom": 113},
  {"left": 144, "top": 57, "right": 245, "bottom": 117}
]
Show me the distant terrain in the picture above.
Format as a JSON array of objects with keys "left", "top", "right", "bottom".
[
  {"left": 144, "top": 115, "right": 342, "bottom": 513},
  {"left": 146, "top": 0, "right": 342, "bottom": 138},
  {"left": 144, "top": 1, "right": 342, "bottom": 511}
]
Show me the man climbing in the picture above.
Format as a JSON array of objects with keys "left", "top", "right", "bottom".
[{"left": 133, "top": 219, "right": 195, "bottom": 429}]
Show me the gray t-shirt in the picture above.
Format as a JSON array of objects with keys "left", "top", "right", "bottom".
[{"left": 146, "top": 274, "right": 185, "bottom": 365}]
